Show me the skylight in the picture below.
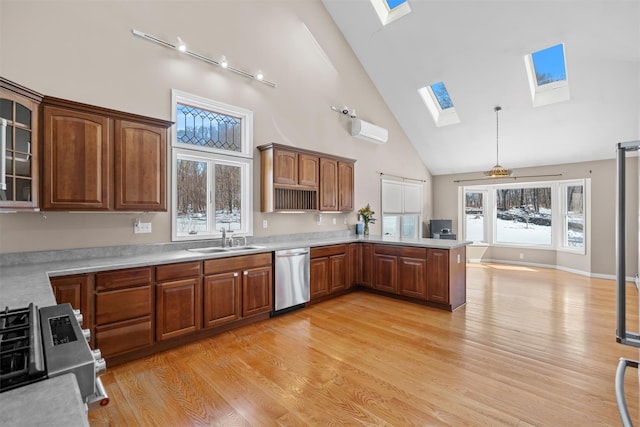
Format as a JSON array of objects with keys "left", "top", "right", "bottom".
[
  {"left": 371, "top": 0, "right": 411, "bottom": 26},
  {"left": 418, "top": 81, "right": 460, "bottom": 127},
  {"left": 532, "top": 44, "right": 566, "bottom": 85},
  {"left": 524, "top": 42, "right": 570, "bottom": 107},
  {"left": 430, "top": 82, "right": 454, "bottom": 110}
]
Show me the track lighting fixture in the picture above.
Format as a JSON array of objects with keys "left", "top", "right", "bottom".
[{"left": 131, "top": 29, "right": 275, "bottom": 87}]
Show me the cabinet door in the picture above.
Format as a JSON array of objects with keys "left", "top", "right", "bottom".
[
  {"left": 360, "top": 243, "right": 373, "bottom": 287},
  {"left": 156, "top": 278, "right": 202, "bottom": 341},
  {"left": 298, "top": 153, "right": 319, "bottom": 187},
  {"left": 0, "top": 83, "right": 40, "bottom": 209},
  {"left": 203, "top": 272, "right": 241, "bottom": 328},
  {"left": 338, "top": 161, "right": 354, "bottom": 211},
  {"left": 242, "top": 266, "right": 272, "bottom": 317},
  {"left": 319, "top": 157, "right": 338, "bottom": 211},
  {"left": 310, "top": 256, "right": 330, "bottom": 299},
  {"left": 42, "top": 106, "right": 111, "bottom": 210},
  {"left": 330, "top": 253, "right": 347, "bottom": 293},
  {"left": 374, "top": 254, "right": 398, "bottom": 293},
  {"left": 348, "top": 243, "right": 359, "bottom": 287},
  {"left": 95, "top": 316, "right": 153, "bottom": 358},
  {"left": 50, "top": 274, "right": 93, "bottom": 331},
  {"left": 114, "top": 119, "right": 167, "bottom": 211},
  {"left": 427, "top": 249, "right": 449, "bottom": 303},
  {"left": 273, "top": 148, "right": 298, "bottom": 185},
  {"left": 398, "top": 257, "right": 427, "bottom": 299}
]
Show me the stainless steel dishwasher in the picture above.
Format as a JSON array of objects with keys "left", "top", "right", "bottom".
[{"left": 272, "top": 248, "right": 310, "bottom": 315}]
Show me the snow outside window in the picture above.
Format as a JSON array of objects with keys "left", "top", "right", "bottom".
[
  {"left": 464, "top": 190, "right": 486, "bottom": 242},
  {"left": 381, "top": 179, "right": 423, "bottom": 238},
  {"left": 171, "top": 90, "right": 254, "bottom": 241},
  {"left": 560, "top": 181, "right": 585, "bottom": 250},
  {"left": 495, "top": 186, "right": 552, "bottom": 246}
]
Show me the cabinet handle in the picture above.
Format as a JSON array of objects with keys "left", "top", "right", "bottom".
[
  {"left": 243, "top": 271, "right": 248, "bottom": 276},
  {"left": 0, "top": 119, "right": 6, "bottom": 191},
  {"left": 233, "top": 272, "right": 238, "bottom": 277}
]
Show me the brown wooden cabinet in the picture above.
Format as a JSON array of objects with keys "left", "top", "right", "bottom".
[
  {"left": 348, "top": 243, "right": 360, "bottom": 286},
  {"left": 310, "top": 244, "right": 348, "bottom": 301},
  {"left": 426, "top": 247, "right": 466, "bottom": 310},
  {"left": 373, "top": 245, "right": 428, "bottom": 299},
  {"left": 398, "top": 256, "right": 428, "bottom": 299},
  {"left": 95, "top": 267, "right": 154, "bottom": 358},
  {"left": 0, "top": 78, "right": 42, "bottom": 210},
  {"left": 41, "top": 97, "right": 171, "bottom": 211},
  {"left": 155, "top": 261, "right": 202, "bottom": 341},
  {"left": 359, "top": 243, "right": 373, "bottom": 287},
  {"left": 50, "top": 274, "right": 94, "bottom": 346},
  {"left": 258, "top": 143, "right": 354, "bottom": 212},
  {"left": 204, "top": 253, "right": 272, "bottom": 320},
  {"left": 374, "top": 253, "right": 398, "bottom": 293}
]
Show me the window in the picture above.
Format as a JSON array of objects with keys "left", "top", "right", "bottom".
[
  {"left": 418, "top": 81, "right": 460, "bottom": 127},
  {"left": 171, "top": 90, "right": 253, "bottom": 241},
  {"left": 370, "top": 0, "right": 411, "bottom": 26},
  {"left": 495, "top": 186, "right": 552, "bottom": 246},
  {"left": 381, "top": 179, "right": 423, "bottom": 238},
  {"left": 460, "top": 179, "right": 587, "bottom": 253},
  {"left": 560, "top": 182, "right": 585, "bottom": 249},
  {"left": 524, "top": 43, "right": 570, "bottom": 107},
  {"left": 464, "top": 191, "right": 486, "bottom": 242}
]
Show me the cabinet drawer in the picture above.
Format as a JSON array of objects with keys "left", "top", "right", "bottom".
[
  {"left": 96, "top": 267, "right": 153, "bottom": 291},
  {"left": 311, "top": 244, "right": 347, "bottom": 258},
  {"left": 374, "top": 244, "right": 426, "bottom": 259},
  {"left": 156, "top": 261, "right": 201, "bottom": 282},
  {"left": 204, "top": 253, "right": 272, "bottom": 275},
  {"left": 95, "top": 316, "right": 153, "bottom": 358},
  {"left": 96, "top": 286, "right": 152, "bottom": 325}
]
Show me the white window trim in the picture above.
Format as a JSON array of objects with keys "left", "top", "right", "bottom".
[
  {"left": 381, "top": 178, "right": 423, "bottom": 238},
  {"left": 460, "top": 178, "right": 588, "bottom": 254},
  {"left": 418, "top": 86, "right": 461, "bottom": 128},
  {"left": 170, "top": 90, "right": 254, "bottom": 242},
  {"left": 171, "top": 89, "right": 254, "bottom": 159},
  {"left": 370, "top": 0, "right": 411, "bottom": 26}
]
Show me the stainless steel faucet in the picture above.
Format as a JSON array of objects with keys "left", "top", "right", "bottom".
[{"left": 220, "top": 228, "right": 227, "bottom": 247}]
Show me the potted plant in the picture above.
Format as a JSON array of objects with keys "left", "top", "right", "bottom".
[{"left": 357, "top": 203, "right": 376, "bottom": 235}]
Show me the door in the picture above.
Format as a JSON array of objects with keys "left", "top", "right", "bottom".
[
  {"left": 427, "top": 249, "right": 449, "bottom": 303},
  {"left": 156, "top": 278, "right": 202, "bottom": 341},
  {"left": 203, "top": 272, "right": 241, "bottom": 328},
  {"left": 242, "top": 266, "right": 272, "bottom": 317},
  {"left": 319, "top": 157, "right": 338, "bottom": 211},
  {"left": 398, "top": 257, "right": 427, "bottom": 299}
]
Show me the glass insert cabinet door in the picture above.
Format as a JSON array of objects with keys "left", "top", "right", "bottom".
[{"left": 0, "top": 79, "right": 41, "bottom": 209}]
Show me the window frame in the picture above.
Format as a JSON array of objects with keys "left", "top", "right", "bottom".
[
  {"left": 524, "top": 43, "right": 570, "bottom": 107},
  {"left": 170, "top": 90, "right": 254, "bottom": 242},
  {"left": 381, "top": 178, "right": 423, "bottom": 238},
  {"left": 460, "top": 179, "right": 587, "bottom": 254}
]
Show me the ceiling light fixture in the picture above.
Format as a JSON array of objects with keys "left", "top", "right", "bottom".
[
  {"left": 131, "top": 29, "right": 275, "bottom": 87},
  {"left": 176, "top": 36, "right": 186, "bottom": 52},
  {"left": 485, "top": 106, "right": 512, "bottom": 177}
]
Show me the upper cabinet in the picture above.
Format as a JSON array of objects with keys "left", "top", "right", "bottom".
[
  {"left": 258, "top": 143, "right": 355, "bottom": 212},
  {"left": 0, "top": 78, "right": 43, "bottom": 210},
  {"left": 41, "top": 97, "right": 171, "bottom": 211}
]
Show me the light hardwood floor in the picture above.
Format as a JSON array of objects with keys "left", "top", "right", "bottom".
[{"left": 89, "top": 263, "right": 639, "bottom": 426}]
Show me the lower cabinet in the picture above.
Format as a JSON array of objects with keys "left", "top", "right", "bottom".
[
  {"left": 310, "top": 244, "right": 348, "bottom": 301},
  {"left": 94, "top": 267, "right": 154, "bottom": 358},
  {"left": 155, "top": 261, "right": 202, "bottom": 341},
  {"left": 204, "top": 253, "right": 273, "bottom": 321}
]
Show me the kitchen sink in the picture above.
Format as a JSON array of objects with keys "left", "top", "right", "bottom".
[{"left": 188, "top": 245, "right": 265, "bottom": 254}]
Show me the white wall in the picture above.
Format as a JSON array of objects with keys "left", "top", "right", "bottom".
[{"left": 0, "top": 0, "right": 432, "bottom": 253}]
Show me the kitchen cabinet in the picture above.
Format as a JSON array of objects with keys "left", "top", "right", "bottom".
[
  {"left": 155, "top": 261, "right": 202, "bottom": 341},
  {"left": 373, "top": 245, "right": 428, "bottom": 299},
  {"left": 41, "top": 96, "right": 170, "bottom": 211},
  {"left": 50, "top": 274, "right": 94, "bottom": 345},
  {"left": 258, "top": 143, "right": 354, "bottom": 212},
  {"left": 348, "top": 243, "right": 360, "bottom": 287},
  {"left": 0, "top": 78, "right": 42, "bottom": 210},
  {"left": 359, "top": 243, "right": 373, "bottom": 287},
  {"left": 94, "top": 267, "right": 154, "bottom": 358},
  {"left": 204, "top": 253, "right": 272, "bottom": 319},
  {"left": 310, "top": 244, "right": 348, "bottom": 301},
  {"left": 427, "top": 247, "right": 466, "bottom": 310}
]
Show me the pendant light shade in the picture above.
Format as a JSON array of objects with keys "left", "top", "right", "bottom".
[{"left": 485, "top": 106, "right": 512, "bottom": 177}]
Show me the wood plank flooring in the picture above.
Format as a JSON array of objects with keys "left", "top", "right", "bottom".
[{"left": 89, "top": 263, "right": 639, "bottom": 426}]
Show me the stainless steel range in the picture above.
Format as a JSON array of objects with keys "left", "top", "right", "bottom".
[{"left": 0, "top": 303, "right": 108, "bottom": 409}]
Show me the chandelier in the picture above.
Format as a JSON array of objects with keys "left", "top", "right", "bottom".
[{"left": 485, "top": 106, "right": 512, "bottom": 177}]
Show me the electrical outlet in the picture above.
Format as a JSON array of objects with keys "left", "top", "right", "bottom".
[
  {"left": 343, "top": 218, "right": 348, "bottom": 225},
  {"left": 262, "top": 220, "right": 268, "bottom": 229},
  {"left": 134, "top": 221, "right": 152, "bottom": 234},
  {"left": 519, "top": 253, "right": 524, "bottom": 259},
  {"left": 332, "top": 218, "right": 336, "bottom": 225}
]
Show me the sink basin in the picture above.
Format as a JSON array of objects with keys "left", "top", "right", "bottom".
[
  {"left": 188, "top": 245, "right": 265, "bottom": 254},
  {"left": 188, "top": 247, "right": 229, "bottom": 253}
]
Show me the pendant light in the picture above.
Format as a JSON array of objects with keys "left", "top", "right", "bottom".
[{"left": 485, "top": 106, "right": 512, "bottom": 177}]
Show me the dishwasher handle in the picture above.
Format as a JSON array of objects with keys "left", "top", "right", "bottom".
[{"left": 276, "top": 250, "right": 309, "bottom": 258}]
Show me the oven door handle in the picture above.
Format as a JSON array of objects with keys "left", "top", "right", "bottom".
[{"left": 615, "top": 357, "right": 639, "bottom": 427}]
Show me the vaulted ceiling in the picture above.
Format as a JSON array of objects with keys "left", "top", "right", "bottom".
[{"left": 322, "top": 0, "right": 640, "bottom": 175}]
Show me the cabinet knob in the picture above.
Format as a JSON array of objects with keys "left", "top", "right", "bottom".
[
  {"left": 234, "top": 272, "right": 238, "bottom": 277},
  {"left": 243, "top": 271, "right": 248, "bottom": 276}
]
